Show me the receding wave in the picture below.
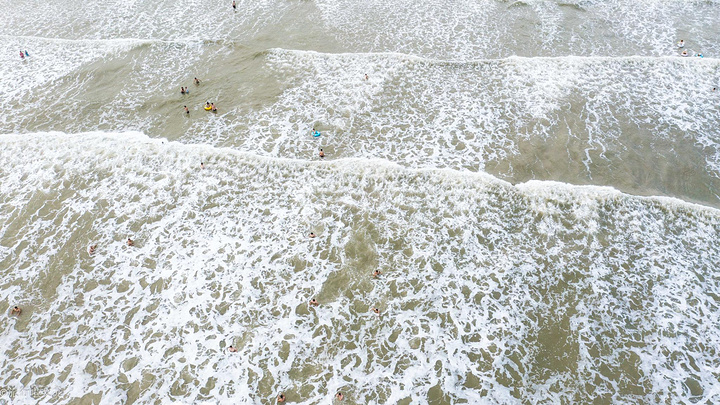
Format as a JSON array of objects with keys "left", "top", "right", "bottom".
[{"left": 1, "top": 131, "right": 719, "bottom": 403}]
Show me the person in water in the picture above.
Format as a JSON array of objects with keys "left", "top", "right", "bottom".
[
  {"left": 372, "top": 270, "right": 381, "bottom": 278},
  {"left": 681, "top": 50, "right": 688, "bottom": 57},
  {"left": 206, "top": 101, "right": 211, "bottom": 109},
  {"left": 24, "top": 50, "right": 29, "bottom": 57},
  {"left": 127, "top": 238, "right": 134, "bottom": 247},
  {"left": 181, "top": 87, "right": 185, "bottom": 94},
  {"left": 365, "top": 74, "right": 369, "bottom": 80},
  {"left": 372, "top": 307, "right": 380, "bottom": 314},
  {"left": 335, "top": 392, "right": 344, "bottom": 401},
  {"left": 309, "top": 298, "right": 319, "bottom": 307},
  {"left": 194, "top": 77, "right": 200, "bottom": 85},
  {"left": 309, "top": 232, "right": 316, "bottom": 238},
  {"left": 184, "top": 105, "right": 189, "bottom": 115},
  {"left": 677, "top": 39, "right": 685, "bottom": 48},
  {"left": 319, "top": 149, "right": 325, "bottom": 158},
  {"left": 201, "top": 162, "right": 205, "bottom": 169},
  {"left": 20, "top": 51, "right": 24, "bottom": 59},
  {"left": 232, "top": 1, "right": 236, "bottom": 10},
  {"left": 10, "top": 306, "right": 21, "bottom": 316},
  {"left": 228, "top": 345, "right": 238, "bottom": 352},
  {"left": 277, "top": 393, "right": 286, "bottom": 403},
  {"left": 211, "top": 103, "right": 217, "bottom": 112}
]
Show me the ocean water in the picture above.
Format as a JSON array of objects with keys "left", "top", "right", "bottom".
[{"left": 1, "top": 1, "right": 720, "bottom": 404}]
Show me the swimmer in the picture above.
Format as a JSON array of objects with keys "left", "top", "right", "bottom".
[
  {"left": 206, "top": 101, "right": 211, "bottom": 109},
  {"left": 365, "top": 74, "right": 368, "bottom": 80},
  {"left": 677, "top": 39, "right": 684, "bottom": 48},
  {"left": 194, "top": 77, "right": 201, "bottom": 85},
  {"left": 181, "top": 87, "right": 186, "bottom": 94},
  {"left": 127, "top": 238, "right": 134, "bottom": 247},
  {"left": 681, "top": 50, "right": 688, "bottom": 57},
  {"left": 277, "top": 394, "right": 286, "bottom": 403},
  {"left": 232, "top": 1, "right": 236, "bottom": 10},
  {"left": 211, "top": 103, "right": 217, "bottom": 112},
  {"left": 372, "top": 270, "right": 381, "bottom": 278},
  {"left": 20, "top": 51, "right": 24, "bottom": 59},
  {"left": 319, "top": 149, "right": 325, "bottom": 158},
  {"left": 184, "top": 105, "right": 189, "bottom": 114},
  {"left": 24, "top": 50, "right": 29, "bottom": 57},
  {"left": 335, "top": 392, "right": 344, "bottom": 401},
  {"left": 88, "top": 244, "right": 97, "bottom": 255},
  {"left": 201, "top": 162, "right": 205, "bottom": 169},
  {"left": 309, "top": 232, "right": 316, "bottom": 238},
  {"left": 309, "top": 298, "right": 319, "bottom": 307},
  {"left": 228, "top": 345, "right": 238, "bottom": 353},
  {"left": 10, "top": 306, "right": 21, "bottom": 316},
  {"left": 372, "top": 307, "right": 380, "bottom": 314},
  {"left": 696, "top": 53, "right": 704, "bottom": 58}
]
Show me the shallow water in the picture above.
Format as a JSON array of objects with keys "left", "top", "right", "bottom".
[{"left": 1, "top": 0, "right": 720, "bottom": 404}]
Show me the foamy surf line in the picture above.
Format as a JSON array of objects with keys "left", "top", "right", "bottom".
[
  {"left": 269, "top": 48, "right": 720, "bottom": 64},
  {"left": 2, "top": 130, "right": 719, "bottom": 214},
  {"left": 1, "top": 130, "right": 719, "bottom": 404},
  {"left": 0, "top": 34, "right": 235, "bottom": 46}
]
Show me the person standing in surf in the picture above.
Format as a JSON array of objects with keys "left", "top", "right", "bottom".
[{"left": 232, "top": 1, "right": 236, "bottom": 10}]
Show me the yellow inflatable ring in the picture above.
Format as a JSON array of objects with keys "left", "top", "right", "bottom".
[{"left": 204, "top": 106, "right": 212, "bottom": 111}]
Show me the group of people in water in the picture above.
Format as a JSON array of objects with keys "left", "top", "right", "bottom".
[
  {"left": 677, "top": 39, "right": 704, "bottom": 58},
  {"left": 222, "top": 227, "right": 385, "bottom": 402},
  {"left": 9, "top": 238, "right": 134, "bottom": 319},
  {"left": 180, "top": 77, "right": 219, "bottom": 114},
  {"left": 87, "top": 238, "right": 134, "bottom": 256}
]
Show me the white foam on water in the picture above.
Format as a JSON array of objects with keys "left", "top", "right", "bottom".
[
  {"left": 314, "top": 0, "right": 720, "bottom": 58},
  {"left": 0, "top": 37, "right": 138, "bottom": 114},
  {"left": 221, "top": 51, "right": 720, "bottom": 182},
  {"left": 2, "top": 0, "right": 295, "bottom": 42},
  {"left": 1, "top": 131, "right": 719, "bottom": 403}
]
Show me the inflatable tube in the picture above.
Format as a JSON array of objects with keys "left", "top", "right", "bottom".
[
  {"left": 313, "top": 131, "right": 321, "bottom": 137},
  {"left": 204, "top": 106, "right": 212, "bottom": 111}
]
